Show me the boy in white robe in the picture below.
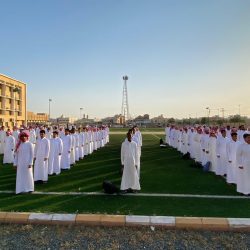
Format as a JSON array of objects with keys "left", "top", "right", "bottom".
[
  {"left": 226, "top": 132, "right": 240, "bottom": 184},
  {"left": 236, "top": 133, "right": 250, "bottom": 195},
  {"left": 78, "top": 128, "right": 85, "bottom": 159},
  {"left": 3, "top": 131, "right": 15, "bottom": 164},
  {"left": 48, "top": 131, "right": 63, "bottom": 175},
  {"left": 14, "top": 132, "right": 34, "bottom": 194},
  {"left": 61, "top": 128, "right": 72, "bottom": 170},
  {"left": 34, "top": 130, "right": 50, "bottom": 183},
  {"left": 208, "top": 132, "right": 217, "bottom": 172},
  {"left": 0, "top": 126, "right": 6, "bottom": 154},
  {"left": 121, "top": 132, "right": 140, "bottom": 192},
  {"left": 216, "top": 129, "right": 229, "bottom": 176}
]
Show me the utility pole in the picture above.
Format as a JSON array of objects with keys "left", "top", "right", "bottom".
[{"left": 121, "top": 76, "right": 130, "bottom": 121}]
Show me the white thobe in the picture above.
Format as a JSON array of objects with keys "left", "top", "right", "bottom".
[
  {"left": 216, "top": 136, "right": 229, "bottom": 176},
  {"left": 237, "top": 130, "right": 245, "bottom": 143},
  {"left": 226, "top": 140, "right": 240, "bottom": 184},
  {"left": 105, "top": 127, "right": 110, "bottom": 143},
  {"left": 165, "top": 126, "right": 170, "bottom": 145},
  {"left": 88, "top": 132, "right": 93, "bottom": 154},
  {"left": 3, "top": 135, "right": 15, "bottom": 164},
  {"left": 48, "top": 137, "right": 63, "bottom": 175},
  {"left": 181, "top": 132, "right": 188, "bottom": 155},
  {"left": 0, "top": 130, "right": 6, "bottom": 154},
  {"left": 187, "top": 130, "right": 195, "bottom": 159},
  {"left": 34, "top": 137, "right": 50, "bottom": 181},
  {"left": 208, "top": 137, "right": 217, "bottom": 172},
  {"left": 61, "top": 135, "right": 72, "bottom": 169},
  {"left": 70, "top": 135, "right": 76, "bottom": 164},
  {"left": 169, "top": 128, "right": 174, "bottom": 147},
  {"left": 74, "top": 133, "right": 80, "bottom": 161},
  {"left": 84, "top": 132, "right": 89, "bottom": 155},
  {"left": 193, "top": 133, "right": 202, "bottom": 163},
  {"left": 45, "top": 130, "right": 52, "bottom": 139},
  {"left": 132, "top": 134, "right": 141, "bottom": 178},
  {"left": 78, "top": 132, "right": 85, "bottom": 159},
  {"left": 101, "top": 130, "right": 105, "bottom": 147},
  {"left": 14, "top": 141, "right": 34, "bottom": 194},
  {"left": 200, "top": 134, "right": 209, "bottom": 166},
  {"left": 29, "top": 129, "right": 37, "bottom": 145},
  {"left": 226, "top": 129, "right": 231, "bottom": 139},
  {"left": 12, "top": 130, "right": 20, "bottom": 142},
  {"left": 236, "top": 142, "right": 250, "bottom": 194},
  {"left": 120, "top": 139, "right": 140, "bottom": 191}
]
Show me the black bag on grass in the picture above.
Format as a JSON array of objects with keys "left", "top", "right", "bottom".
[
  {"left": 102, "top": 180, "right": 120, "bottom": 194},
  {"left": 182, "top": 152, "right": 190, "bottom": 160}
]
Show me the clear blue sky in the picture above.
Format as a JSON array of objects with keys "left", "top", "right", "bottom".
[{"left": 1, "top": 0, "right": 250, "bottom": 119}]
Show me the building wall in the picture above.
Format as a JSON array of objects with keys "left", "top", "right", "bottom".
[
  {"left": 27, "top": 111, "right": 48, "bottom": 124},
  {"left": 0, "top": 74, "right": 26, "bottom": 128}
]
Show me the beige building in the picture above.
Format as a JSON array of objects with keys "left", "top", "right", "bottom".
[
  {"left": 0, "top": 74, "right": 26, "bottom": 128},
  {"left": 27, "top": 111, "right": 49, "bottom": 125}
]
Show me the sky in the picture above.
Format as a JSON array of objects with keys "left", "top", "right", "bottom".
[{"left": 0, "top": 0, "right": 250, "bottom": 119}]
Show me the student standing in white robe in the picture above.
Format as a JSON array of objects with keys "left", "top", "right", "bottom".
[
  {"left": 70, "top": 129, "right": 76, "bottom": 165},
  {"left": 208, "top": 132, "right": 217, "bottom": 172},
  {"left": 165, "top": 125, "right": 170, "bottom": 145},
  {"left": 71, "top": 128, "right": 79, "bottom": 162},
  {"left": 226, "top": 132, "right": 240, "bottom": 184},
  {"left": 3, "top": 131, "right": 15, "bottom": 164},
  {"left": 29, "top": 128, "right": 36, "bottom": 149},
  {"left": 226, "top": 125, "right": 231, "bottom": 138},
  {"left": 200, "top": 129, "right": 210, "bottom": 166},
  {"left": 236, "top": 133, "right": 250, "bottom": 195},
  {"left": 34, "top": 130, "right": 50, "bottom": 183},
  {"left": 12, "top": 127, "right": 20, "bottom": 142},
  {"left": 14, "top": 132, "right": 34, "bottom": 194},
  {"left": 61, "top": 128, "right": 72, "bottom": 170},
  {"left": 216, "top": 129, "right": 228, "bottom": 176},
  {"left": 0, "top": 126, "right": 6, "bottom": 154},
  {"left": 48, "top": 131, "right": 63, "bottom": 175},
  {"left": 237, "top": 125, "right": 245, "bottom": 143},
  {"left": 121, "top": 132, "right": 140, "bottom": 192},
  {"left": 45, "top": 127, "right": 52, "bottom": 139},
  {"left": 105, "top": 126, "right": 110, "bottom": 144},
  {"left": 187, "top": 128, "right": 195, "bottom": 159},
  {"left": 88, "top": 129, "right": 93, "bottom": 154},
  {"left": 78, "top": 128, "right": 85, "bottom": 159},
  {"left": 83, "top": 128, "right": 89, "bottom": 155},
  {"left": 59, "top": 127, "right": 64, "bottom": 138},
  {"left": 132, "top": 127, "right": 142, "bottom": 179},
  {"left": 193, "top": 129, "right": 202, "bottom": 163}
]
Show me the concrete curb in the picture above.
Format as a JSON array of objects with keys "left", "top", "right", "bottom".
[{"left": 1, "top": 212, "right": 250, "bottom": 231}]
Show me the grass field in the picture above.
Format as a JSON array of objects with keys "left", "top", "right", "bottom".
[{"left": 0, "top": 132, "right": 250, "bottom": 217}]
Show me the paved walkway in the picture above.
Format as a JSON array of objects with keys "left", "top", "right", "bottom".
[{"left": 1, "top": 211, "right": 250, "bottom": 232}]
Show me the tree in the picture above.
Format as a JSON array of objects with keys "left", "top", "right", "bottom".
[
  {"left": 229, "top": 115, "right": 245, "bottom": 124},
  {"left": 168, "top": 118, "right": 175, "bottom": 124},
  {"left": 200, "top": 117, "right": 208, "bottom": 125}
]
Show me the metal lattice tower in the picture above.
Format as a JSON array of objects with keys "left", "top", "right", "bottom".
[{"left": 121, "top": 75, "right": 130, "bottom": 121}]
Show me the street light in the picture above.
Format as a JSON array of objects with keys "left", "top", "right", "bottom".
[
  {"left": 206, "top": 107, "right": 210, "bottom": 125},
  {"left": 13, "top": 87, "right": 20, "bottom": 126},
  {"left": 80, "top": 108, "right": 83, "bottom": 119},
  {"left": 49, "top": 98, "right": 52, "bottom": 123}
]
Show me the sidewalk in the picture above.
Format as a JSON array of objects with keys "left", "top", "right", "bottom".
[{"left": 1, "top": 212, "right": 250, "bottom": 231}]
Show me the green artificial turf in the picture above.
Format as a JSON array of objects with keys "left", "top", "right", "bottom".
[{"left": 0, "top": 133, "right": 250, "bottom": 217}]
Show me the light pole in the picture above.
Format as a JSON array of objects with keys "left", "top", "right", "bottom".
[
  {"left": 13, "top": 87, "right": 19, "bottom": 127},
  {"left": 206, "top": 107, "right": 210, "bottom": 125},
  {"left": 49, "top": 98, "right": 52, "bottom": 124},
  {"left": 80, "top": 108, "right": 83, "bottom": 119}
]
